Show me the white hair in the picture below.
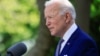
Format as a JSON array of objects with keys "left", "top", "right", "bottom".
[{"left": 44, "top": 0, "right": 76, "bottom": 19}]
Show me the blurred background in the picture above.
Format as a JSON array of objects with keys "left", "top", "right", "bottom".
[{"left": 0, "top": 0, "right": 99, "bottom": 56}]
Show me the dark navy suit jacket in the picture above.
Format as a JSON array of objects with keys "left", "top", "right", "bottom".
[{"left": 55, "top": 27, "right": 99, "bottom": 56}]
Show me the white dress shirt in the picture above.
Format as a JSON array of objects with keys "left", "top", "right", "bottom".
[{"left": 60, "top": 23, "right": 78, "bottom": 52}]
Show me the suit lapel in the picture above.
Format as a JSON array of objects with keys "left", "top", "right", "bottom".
[{"left": 59, "top": 27, "right": 80, "bottom": 56}]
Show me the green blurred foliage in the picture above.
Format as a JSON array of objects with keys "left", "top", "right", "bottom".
[
  {"left": 90, "top": 0, "right": 100, "bottom": 52},
  {"left": 91, "top": 0, "right": 100, "bottom": 18},
  {"left": 0, "top": 0, "right": 40, "bottom": 55},
  {"left": 90, "top": 0, "right": 100, "bottom": 38}
]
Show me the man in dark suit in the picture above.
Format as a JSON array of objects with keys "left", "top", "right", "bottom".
[{"left": 44, "top": 0, "right": 99, "bottom": 56}]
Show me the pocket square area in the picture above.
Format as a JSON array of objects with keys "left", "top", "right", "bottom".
[{"left": 64, "top": 55, "right": 68, "bottom": 56}]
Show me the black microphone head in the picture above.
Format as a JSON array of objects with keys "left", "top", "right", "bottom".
[{"left": 7, "top": 42, "right": 27, "bottom": 56}]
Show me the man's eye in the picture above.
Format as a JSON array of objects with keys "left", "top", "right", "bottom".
[
  {"left": 48, "top": 16, "right": 53, "bottom": 19},
  {"left": 45, "top": 16, "right": 54, "bottom": 19}
]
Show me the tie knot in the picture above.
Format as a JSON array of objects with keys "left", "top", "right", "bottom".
[{"left": 59, "top": 39, "right": 64, "bottom": 44}]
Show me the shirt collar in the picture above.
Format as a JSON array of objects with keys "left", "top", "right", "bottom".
[{"left": 62, "top": 23, "right": 78, "bottom": 42}]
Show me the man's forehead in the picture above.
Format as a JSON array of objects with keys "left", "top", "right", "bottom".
[{"left": 45, "top": 2, "right": 60, "bottom": 11}]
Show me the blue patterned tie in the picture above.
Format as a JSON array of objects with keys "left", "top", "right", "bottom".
[{"left": 55, "top": 39, "right": 64, "bottom": 56}]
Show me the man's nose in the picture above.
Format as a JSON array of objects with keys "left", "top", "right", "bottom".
[{"left": 46, "top": 19, "right": 50, "bottom": 26}]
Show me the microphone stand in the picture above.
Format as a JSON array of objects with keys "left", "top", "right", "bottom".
[{"left": 6, "top": 53, "right": 13, "bottom": 56}]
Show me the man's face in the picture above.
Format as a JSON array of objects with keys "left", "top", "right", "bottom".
[{"left": 44, "top": 3, "right": 68, "bottom": 37}]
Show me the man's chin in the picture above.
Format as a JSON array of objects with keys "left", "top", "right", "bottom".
[
  {"left": 50, "top": 32, "right": 55, "bottom": 36},
  {"left": 50, "top": 32, "right": 61, "bottom": 37},
  {"left": 50, "top": 32, "right": 57, "bottom": 36}
]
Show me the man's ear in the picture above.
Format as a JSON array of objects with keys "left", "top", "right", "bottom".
[{"left": 65, "top": 13, "right": 71, "bottom": 23}]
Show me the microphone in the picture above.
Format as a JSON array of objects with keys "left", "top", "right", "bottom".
[{"left": 6, "top": 42, "right": 27, "bottom": 56}]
